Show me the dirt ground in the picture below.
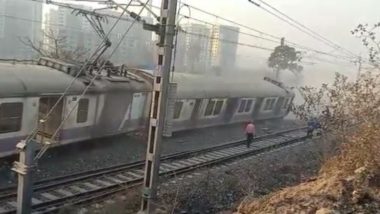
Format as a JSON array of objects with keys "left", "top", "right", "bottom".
[{"left": 83, "top": 135, "right": 331, "bottom": 214}]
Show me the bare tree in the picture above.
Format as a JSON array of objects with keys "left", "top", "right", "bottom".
[
  {"left": 20, "top": 29, "right": 89, "bottom": 63},
  {"left": 351, "top": 23, "right": 380, "bottom": 67},
  {"left": 291, "top": 23, "right": 380, "bottom": 176}
]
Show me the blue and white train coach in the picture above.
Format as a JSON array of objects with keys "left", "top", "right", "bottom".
[{"left": 0, "top": 58, "right": 294, "bottom": 157}]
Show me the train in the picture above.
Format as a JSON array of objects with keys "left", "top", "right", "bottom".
[{"left": 0, "top": 57, "right": 294, "bottom": 157}]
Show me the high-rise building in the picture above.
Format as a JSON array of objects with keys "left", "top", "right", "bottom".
[
  {"left": 174, "top": 24, "right": 239, "bottom": 74},
  {"left": 210, "top": 25, "right": 239, "bottom": 72},
  {"left": 44, "top": 7, "right": 154, "bottom": 68},
  {"left": 175, "top": 23, "right": 211, "bottom": 73},
  {"left": 0, "top": 0, "right": 42, "bottom": 59},
  {"left": 44, "top": 5, "right": 95, "bottom": 60},
  {"left": 102, "top": 11, "right": 154, "bottom": 67}
]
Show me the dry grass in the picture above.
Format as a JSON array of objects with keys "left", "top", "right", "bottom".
[{"left": 237, "top": 72, "right": 380, "bottom": 213}]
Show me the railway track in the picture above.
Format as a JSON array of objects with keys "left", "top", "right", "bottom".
[{"left": 0, "top": 127, "right": 308, "bottom": 214}]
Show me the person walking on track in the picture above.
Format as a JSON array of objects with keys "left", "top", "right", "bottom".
[{"left": 245, "top": 120, "right": 256, "bottom": 148}]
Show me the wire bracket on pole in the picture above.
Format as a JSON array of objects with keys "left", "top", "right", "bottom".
[
  {"left": 142, "top": 187, "right": 153, "bottom": 199},
  {"left": 139, "top": 0, "right": 178, "bottom": 213},
  {"left": 12, "top": 140, "right": 37, "bottom": 214}
]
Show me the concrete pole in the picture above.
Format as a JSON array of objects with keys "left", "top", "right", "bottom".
[
  {"left": 139, "top": 0, "right": 178, "bottom": 213},
  {"left": 12, "top": 140, "right": 36, "bottom": 214}
]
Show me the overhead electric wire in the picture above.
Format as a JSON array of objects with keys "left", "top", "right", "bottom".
[
  {"left": 248, "top": 0, "right": 349, "bottom": 56},
  {"left": 18, "top": 0, "right": 366, "bottom": 67},
  {"left": 180, "top": 14, "right": 354, "bottom": 62},
  {"left": 142, "top": 1, "right": 352, "bottom": 61},
  {"left": 0, "top": 14, "right": 140, "bottom": 40},
  {"left": 179, "top": 29, "right": 273, "bottom": 52},
  {"left": 23, "top": 0, "right": 135, "bottom": 147},
  {"left": 256, "top": 0, "right": 358, "bottom": 58},
  {"left": 16, "top": 0, "right": 136, "bottom": 22},
  {"left": 179, "top": 29, "right": 358, "bottom": 68},
  {"left": 181, "top": 2, "right": 359, "bottom": 64},
  {"left": 181, "top": 3, "right": 281, "bottom": 41},
  {"left": 180, "top": 15, "right": 280, "bottom": 44},
  {"left": 21, "top": 0, "right": 357, "bottom": 63},
  {"left": 35, "top": 0, "right": 150, "bottom": 160},
  {"left": 304, "top": 55, "right": 354, "bottom": 67},
  {"left": 249, "top": 0, "right": 358, "bottom": 59},
  {"left": 94, "top": 1, "right": 371, "bottom": 68}
]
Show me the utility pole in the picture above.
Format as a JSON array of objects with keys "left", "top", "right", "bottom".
[
  {"left": 12, "top": 140, "right": 36, "bottom": 214},
  {"left": 274, "top": 37, "right": 285, "bottom": 80},
  {"left": 139, "top": 0, "right": 178, "bottom": 213}
]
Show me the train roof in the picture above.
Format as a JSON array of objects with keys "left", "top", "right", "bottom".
[
  {"left": 136, "top": 69, "right": 294, "bottom": 99},
  {"left": 0, "top": 60, "right": 151, "bottom": 98},
  {"left": 0, "top": 62, "right": 86, "bottom": 97}
]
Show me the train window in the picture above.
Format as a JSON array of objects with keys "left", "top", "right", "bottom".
[
  {"left": 270, "top": 99, "right": 276, "bottom": 109},
  {"left": 205, "top": 100, "right": 215, "bottom": 116},
  {"left": 213, "top": 100, "right": 224, "bottom": 115},
  {"left": 264, "top": 99, "right": 271, "bottom": 110},
  {"left": 0, "top": 102, "right": 23, "bottom": 133},
  {"left": 282, "top": 98, "right": 289, "bottom": 109},
  {"left": 264, "top": 98, "right": 276, "bottom": 110},
  {"left": 245, "top": 100, "right": 253, "bottom": 112},
  {"left": 173, "top": 101, "right": 183, "bottom": 119},
  {"left": 77, "top": 99, "right": 89, "bottom": 123},
  {"left": 238, "top": 100, "right": 246, "bottom": 113},
  {"left": 237, "top": 99, "right": 254, "bottom": 114}
]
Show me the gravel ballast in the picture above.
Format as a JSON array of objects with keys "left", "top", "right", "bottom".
[{"left": 0, "top": 119, "right": 302, "bottom": 188}]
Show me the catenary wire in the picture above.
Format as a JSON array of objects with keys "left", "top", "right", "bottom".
[
  {"left": 19, "top": 0, "right": 134, "bottom": 145},
  {"left": 254, "top": 0, "right": 358, "bottom": 58},
  {"left": 34, "top": 0, "right": 150, "bottom": 160}
]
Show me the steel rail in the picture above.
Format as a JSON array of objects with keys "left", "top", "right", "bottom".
[
  {"left": 0, "top": 127, "right": 305, "bottom": 199},
  {"left": 0, "top": 127, "right": 307, "bottom": 214}
]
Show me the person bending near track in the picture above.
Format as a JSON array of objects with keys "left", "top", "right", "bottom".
[{"left": 245, "top": 120, "right": 256, "bottom": 148}]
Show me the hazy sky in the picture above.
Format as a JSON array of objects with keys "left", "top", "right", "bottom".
[
  {"left": 170, "top": 0, "right": 380, "bottom": 53},
  {"left": 68, "top": 0, "right": 380, "bottom": 60},
  {"left": 148, "top": 0, "right": 379, "bottom": 84},
  {"left": 52, "top": 0, "right": 380, "bottom": 85}
]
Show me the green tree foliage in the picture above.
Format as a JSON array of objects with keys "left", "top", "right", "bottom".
[{"left": 268, "top": 42, "right": 303, "bottom": 78}]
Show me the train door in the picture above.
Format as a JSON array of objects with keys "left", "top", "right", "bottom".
[
  {"left": 37, "top": 97, "right": 64, "bottom": 143},
  {"left": 223, "top": 98, "right": 238, "bottom": 123},
  {"left": 274, "top": 97, "right": 284, "bottom": 116},
  {"left": 130, "top": 93, "right": 146, "bottom": 121},
  {"left": 118, "top": 92, "right": 147, "bottom": 131},
  {"left": 190, "top": 98, "right": 202, "bottom": 127}
]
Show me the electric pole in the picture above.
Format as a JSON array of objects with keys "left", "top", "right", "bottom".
[
  {"left": 139, "top": 0, "right": 178, "bottom": 213},
  {"left": 12, "top": 140, "right": 36, "bottom": 214},
  {"left": 274, "top": 37, "right": 285, "bottom": 80}
]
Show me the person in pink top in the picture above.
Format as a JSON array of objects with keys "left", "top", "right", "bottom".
[{"left": 245, "top": 120, "right": 256, "bottom": 148}]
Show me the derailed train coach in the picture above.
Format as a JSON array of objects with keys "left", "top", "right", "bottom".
[
  {"left": 0, "top": 58, "right": 152, "bottom": 157},
  {"left": 133, "top": 69, "right": 294, "bottom": 137},
  {"left": 0, "top": 58, "right": 294, "bottom": 157}
]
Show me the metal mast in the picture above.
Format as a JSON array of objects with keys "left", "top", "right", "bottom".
[{"left": 139, "top": 0, "right": 178, "bottom": 213}]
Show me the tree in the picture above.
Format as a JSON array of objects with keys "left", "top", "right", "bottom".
[
  {"left": 291, "top": 23, "right": 380, "bottom": 175},
  {"left": 20, "top": 29, "right": 89, "bottom": 63},
  {"left": 351, "top": 23, "right": 380, "bottom": 67},
  {"left": 268, "top": 38, "right": 303, "bottom": 80}
]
